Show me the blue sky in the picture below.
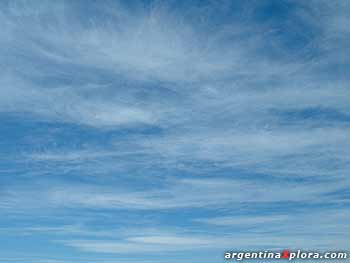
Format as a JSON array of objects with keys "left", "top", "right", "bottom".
[{"left": 0, "top": 0, "right": 350, "bottom": 262}]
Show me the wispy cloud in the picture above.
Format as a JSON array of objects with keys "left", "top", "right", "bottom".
[
  {"left": 1, "top": 0, "right": 350, "bottom": 262},
  {"left": 1, "top": 176, "right": 347, "bottom": 213}
]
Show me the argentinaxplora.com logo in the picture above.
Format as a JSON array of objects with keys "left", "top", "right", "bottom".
[{"left": 225, "top": 250, "right": 348, "bottom": 261}]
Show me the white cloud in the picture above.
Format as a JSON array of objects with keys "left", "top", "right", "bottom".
[
  {"left": 1, "top": 1, "right": 350, "bottom": 258},
  {"left": 2, "top": 177, "right": 346, "bottom": 212},
  {"left": 195, "top": 214, "right": 289, "bottom": 226},
  {"left": 3, "top": 0, "right": 350, "bottom": 128}
]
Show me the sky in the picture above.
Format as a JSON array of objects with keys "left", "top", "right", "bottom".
[{"left": 0, "top": 0, "right": 350, "bottom": 262}]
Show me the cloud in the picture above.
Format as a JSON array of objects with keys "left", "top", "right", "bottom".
[
  {"left": 2, "top": 176, "right": 347, "bottom": 213},
  {"left": 3, "top": 0, "right": 350, "bottom": 128},
  {"left": 61, "top": 233, "right": 215, "bottom": 254},
  {"left": 60, "top": 222, "right": 350, "bottom": 254},
  {"left": 195, "top": 214, "right": 290, "bottom": 226},
  {"left": 1, "top": 1, "right": 350, "bottom": 261}
]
